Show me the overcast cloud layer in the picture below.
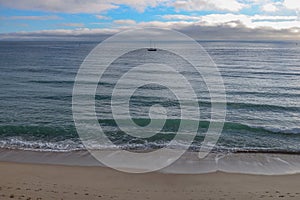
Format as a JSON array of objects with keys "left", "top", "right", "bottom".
[{"left": 0, "top": 0, "right": 300, "bottom": 40}]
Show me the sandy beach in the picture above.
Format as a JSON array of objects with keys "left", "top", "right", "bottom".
[{"left": 0, "top": 162, "right": 299, "bottom": 200}]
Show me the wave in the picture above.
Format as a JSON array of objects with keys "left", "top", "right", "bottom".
[
  {"left": 200, "top": 101, "right": 300, "bottom": 112},
  {"left": 0, "top": 137, "right": 83, "bottom": 152},
  {"left": 99, "top": 118, "right": 300, "bottom": 135},
  {"left": 1, "top": 120, "right": 300, "bottom": 140},
  {"left": 0, "top": 120, "right": 300, "bottom": 152},
  {"left": 228, "top": 90, "right": 300, "bottom": 99},
  {"left": 0, "top": 125, "right": 76, "bottom": 138},
  {"left": 94, "top": 93, "right": 300, "bottom": 112}
]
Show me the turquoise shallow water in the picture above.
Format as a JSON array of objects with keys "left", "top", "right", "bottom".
[{"left": 1, "top": 41, "right": 300, "bottom": 153}]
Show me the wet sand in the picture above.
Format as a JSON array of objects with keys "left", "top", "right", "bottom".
[{"left": 0, "top": 162, "right": 299, "bottom": 200}]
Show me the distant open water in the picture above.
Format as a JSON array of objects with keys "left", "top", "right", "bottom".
[{"left": 1, "top": 41, "right": 300, "bottom": 153}]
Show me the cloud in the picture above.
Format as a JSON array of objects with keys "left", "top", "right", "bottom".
[
  {"left": 172, "top": 0, "right": 246, "bottom": 12},
  {"left": 0, "top": 28, "right": 118, "bottom": 41},
  {"left": 113, "top": 0, "right": 169, "bottom": 12},
  {"left": 2, "top": 22, "right": 300, "bottom": 41},
  {"left": 95, "top": 15, "right": 111, "bottom": 20},
  {"left": 0, "top": 0, "right": 118, "bottom": 14},
  {"left": 58, "top": 23, "right": 85, "bottom": 27},
  {"left": 0, "top": 0, "right": 169, "bottom": 13},
  {"left": 1, "top": 15, "right": 62, "bottom": 20},
  {"left": 162, "top": 15, "right": 201, "bottom": 21},
  {"left": 113, "top": 19, "right": 137, "bottom": 25},
  {"left": 257, "top": 0, "right": 300, "bottom": 13},
  {"left": 283, "top": 0, "right": 300, "bottom": 10},
  {"left": 1, "top": 1, "right": 300, "bottom": 41},
  {"left": 161, "top": 13, "right": 300, "bottom": 30},
  {"left": 261, "top": 3, "right": 278, "bottom": 12},
  {"left": 181, "top": 23, "right": 300, "bottom": 41},
  {"left": 0, "top": 0, "right": 299, "bottom": 17},
  {"left": 251, "top": 15, "right": 297, "bottom": 21},
  {"left": 138, "top": 20, "right": 197, "bottom": 29},
  {"left": 2, "top": 11, "right": 300, "bottom": 41},
  {"left": 0, "top": 0, "right": 252, "bottom": 13},
  {"left": 200, "top": 14, "right": 251, "bottom": 27}
]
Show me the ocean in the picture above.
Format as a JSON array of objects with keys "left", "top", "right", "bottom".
[{"left": 1, "top": 40, "right": 300, "bottom": 174}]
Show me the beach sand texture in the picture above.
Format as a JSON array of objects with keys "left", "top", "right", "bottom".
[{"left": 0, "top": 162, "right": 299, "bottom": 200}]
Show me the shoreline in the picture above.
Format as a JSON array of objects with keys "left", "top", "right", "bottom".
[
  {"left": 0, "top": 161, "right": 300, "bottom": 200},
  {"left": 1, "top": 148, "right": 300, "bottom": 175}
]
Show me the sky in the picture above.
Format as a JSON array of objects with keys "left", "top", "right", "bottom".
[{"left": 0, "top": 0, "right": 300, "bottom": 40}]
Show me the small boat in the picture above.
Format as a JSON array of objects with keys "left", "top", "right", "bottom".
[
  {"left": 147, "top": 40, "right": 157, "bottom": 51},
  {"left": 147, "top": 48, "right": 157, "bottom": 51}
]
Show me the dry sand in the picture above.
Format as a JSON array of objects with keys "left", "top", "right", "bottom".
[{"left": 0, "top": 161, "right": 299, "bottom": 200}]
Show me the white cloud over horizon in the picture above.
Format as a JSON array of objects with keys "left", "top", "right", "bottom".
[
  {"left": 2, "top": 14, "right": 300, "bottom": 41},
  {"left": 0, "top": 0, "right": 118, "bottom": 14},
  {"left": 1, "top": 0, "right": 299, "bottom": 14},
  {"left": 1, "top": 0, "right": 300, "bottom": 40},
  {"left": 160, "top": 13, "right": 300, "bottom": 30},
  {"left": 0, "top": 0, "right": 170, "bottom": 13}
]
